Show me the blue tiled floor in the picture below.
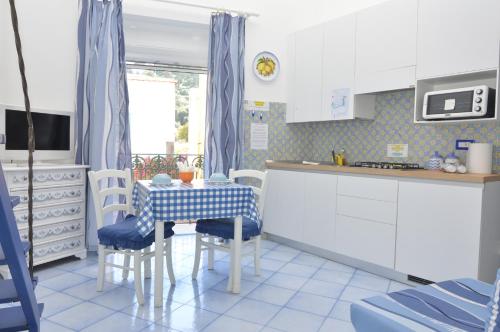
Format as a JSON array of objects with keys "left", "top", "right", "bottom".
[{"left": 23, "top": 234, "right": 412, "bottom": 331}]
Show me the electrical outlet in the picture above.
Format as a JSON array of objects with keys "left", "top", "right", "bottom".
[{"left": 456, "top": 139, "right": 475, "bottom": 151}]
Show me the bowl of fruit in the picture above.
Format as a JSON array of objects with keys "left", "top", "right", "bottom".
[{"left": 253, "top": 51, "right": 279, "bottom": 81}]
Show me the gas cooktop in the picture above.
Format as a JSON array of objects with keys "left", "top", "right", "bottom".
[{"left": 352, "top": 161, "right": 422, "bottom": 170}]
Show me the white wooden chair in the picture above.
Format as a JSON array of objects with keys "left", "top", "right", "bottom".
[
  {"left": 88, "top": 168, "right": 175, "bottom": 305},
  {"left": 192, "top": 169, "right": 268, "bottom": 291}
]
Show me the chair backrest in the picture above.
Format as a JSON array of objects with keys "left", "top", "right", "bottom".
[
  {"left": 229, "top": 169, "right": 268, "bottom": 218},
  {"left": 88, "top": 168, "right": 133, "bottom": 230}
]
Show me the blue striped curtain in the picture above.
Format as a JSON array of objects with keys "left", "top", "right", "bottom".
[
  {"left": 204, "top": 13, "right": 246, "bottom": 177},
  {"left": 75, "top": 0, "right": 131, "bottom": 248}
]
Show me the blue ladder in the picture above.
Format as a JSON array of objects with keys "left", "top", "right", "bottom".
[{"left": 0, "top": 162, "right": 43, "bottom": 332}]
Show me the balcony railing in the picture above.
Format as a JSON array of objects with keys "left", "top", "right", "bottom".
[{"left": 132, "top": 153, "right": 204, "bottom": 181}]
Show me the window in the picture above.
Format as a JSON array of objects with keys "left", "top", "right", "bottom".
[{"left": 127, "top": 63, "right": 207, "bottom": 180}]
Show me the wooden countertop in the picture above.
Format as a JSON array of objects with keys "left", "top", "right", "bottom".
[{"left": 265, "top": 161, "right": 500, "bottom": 184}]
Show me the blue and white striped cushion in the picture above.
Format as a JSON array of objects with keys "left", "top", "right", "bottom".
[
  {"left": 351, "top": 278, "right": 494, "bottom": 332},
  {"left": 486, "top": 269, "right": 500, "bottom": 332}
]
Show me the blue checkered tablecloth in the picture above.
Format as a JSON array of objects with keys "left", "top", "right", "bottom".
[{"left": 133, "top": 180, "right": 261, "bottom": 237}]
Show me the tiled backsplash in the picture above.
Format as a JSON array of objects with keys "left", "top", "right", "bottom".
[
  {"left": 242, "top": 102, "right": 309, "bottom": 170},
  {"left": 242, "top": 90, "right": 499, "bottom": 172}
]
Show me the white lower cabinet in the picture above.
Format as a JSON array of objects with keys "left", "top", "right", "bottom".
[
  {"left": 264, "top": 170, "right": 336, "bottom": 248},
  {"left": 337, "top": 175, "right": 398, "bottom": 202},
  {"left": 303, "top": 173, "right": 337, "bottom": 251},
  {"left": 337, "top": 195, "right": 396, "bottom": 225},
  {"left": 263, "top": 170, "right": 305, "bottom": 242},
  {"left": 335, "top": 175, "right": 398, "bottom": 268},
  {"left": 265, "top": 170, "right": 396, "bottom": 264},
  {"left": 335, "top": 215, "right": 396, "bottom": 268},
  {"left": 395, "top": 181, "right": 483, "bottom": 282},
  {"left": 264, "top": 168, "right": 499, "bottom": 283}
]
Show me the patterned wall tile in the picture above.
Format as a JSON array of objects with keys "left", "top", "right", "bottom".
[
  {"left": 242, "top": 102, "right": 312, "bottom": 171},
  {"left": 242, "top": 90, "right": 499, "bottom": 172}
]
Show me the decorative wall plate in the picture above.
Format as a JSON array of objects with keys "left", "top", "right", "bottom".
[{"left": 253, "top": 51, "right": 279, "bottom": 81}]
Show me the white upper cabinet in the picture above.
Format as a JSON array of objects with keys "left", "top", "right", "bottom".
[
  {"left": 286, "top": 0, "right": 500, "bottom": 123},
  {"left": 289, "top": 25, "right": 324, "bottom": 123},
  {"left": 417, "top": 0, "right": 500, "bottom": 79},
  {"left": 322, "top": 14, "right": 357, "bottom": 121},
  {"left": 355, "top": 0, "right": 417, "bottom": 94}
]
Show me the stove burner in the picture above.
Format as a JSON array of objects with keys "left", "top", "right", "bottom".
[{"left": 352, "top": 161, "right": 422, "bottom": 170}]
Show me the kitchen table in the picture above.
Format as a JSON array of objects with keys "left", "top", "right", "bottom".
[{"left": 132, "top": 179, "right": 261, "bottom": 307}]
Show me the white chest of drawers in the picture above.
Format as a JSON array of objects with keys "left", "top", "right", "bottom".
[{"left": 3, "top": 164, "right": 89, "bottom": 266}]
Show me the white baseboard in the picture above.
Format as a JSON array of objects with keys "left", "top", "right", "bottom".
[{"left": 264, "top": 232, "right": 418, "bottom": 286}]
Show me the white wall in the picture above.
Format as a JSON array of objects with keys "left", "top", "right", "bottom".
[
  {"left": 0, "top": 2, "right": 8, "bottom": 105},
  {"left": 0, "top": 0, "right": 389, "bottom": 111},
  {"left": 0, "top": 0, "right": 79, "bottom": 111}
]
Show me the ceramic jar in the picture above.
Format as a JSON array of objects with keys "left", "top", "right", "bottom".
[{"left": 426, "top": 151, "right": 443, "bottom": 170}]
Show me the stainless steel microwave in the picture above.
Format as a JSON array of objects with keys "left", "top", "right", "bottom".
[{"left": 422, "top": 85, "right": 496, "bottom": 120}]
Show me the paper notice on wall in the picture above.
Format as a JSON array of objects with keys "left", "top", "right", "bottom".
[
  {"left": 250, "top": 123, "right": 268, "bottom": 150},
  {"left": 387, "top": 144, "right": 408, "bottom": 158},
  {"left": 246, "top": 100, "right": 270, "bottom": 112},
  {"left": 330, "top": 88, "right": 350, "bottom": 118}
]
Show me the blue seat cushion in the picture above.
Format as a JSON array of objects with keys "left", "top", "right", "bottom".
[
  {"left": 98, "top": 214, "right": 174, "bottom": 250},
  {"left": 195, "top": 217, "right": 260, "bottom": 241}
]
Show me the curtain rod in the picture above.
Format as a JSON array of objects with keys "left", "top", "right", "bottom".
[{"left": 150, "top": 0, "right": 259, "bottom": 18}]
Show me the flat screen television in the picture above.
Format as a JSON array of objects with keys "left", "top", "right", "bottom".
[{"left": 0, "top": 105, "right": 74, "bottom": 161}]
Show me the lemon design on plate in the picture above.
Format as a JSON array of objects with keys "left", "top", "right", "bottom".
[
  {"left": 253, "top": 51, "right": 279, "bottom": 81},
  {"left": 256, "top": 57, "right": 276, "bottom": 77}
]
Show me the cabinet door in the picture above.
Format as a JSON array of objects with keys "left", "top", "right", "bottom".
[
  {"left": 286, "top": 35, "right": 296, "bottom": 123},
  {"left": 322, "top": 14, "right": 356, "bottom": 121},
  {"left": 417, "top": 0, "right": 500, "bottom": 79},
  {"left": 395, "top": 181, "right": 483, "bottom": 281},
  {"left": 355, "top": 0, "right": 417, "bottom": 93},
  {"left": 263, "top": 170, "right": 305, "bottom": 242},
  {"left": 303, "top": 173, "right": 337, "bottom": 251},
  {"left": 292, "top": 25, "right": 324, "bottom": 123},
  {"left": 335, "top": 215, "right": 396, "bottom": 268}
]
